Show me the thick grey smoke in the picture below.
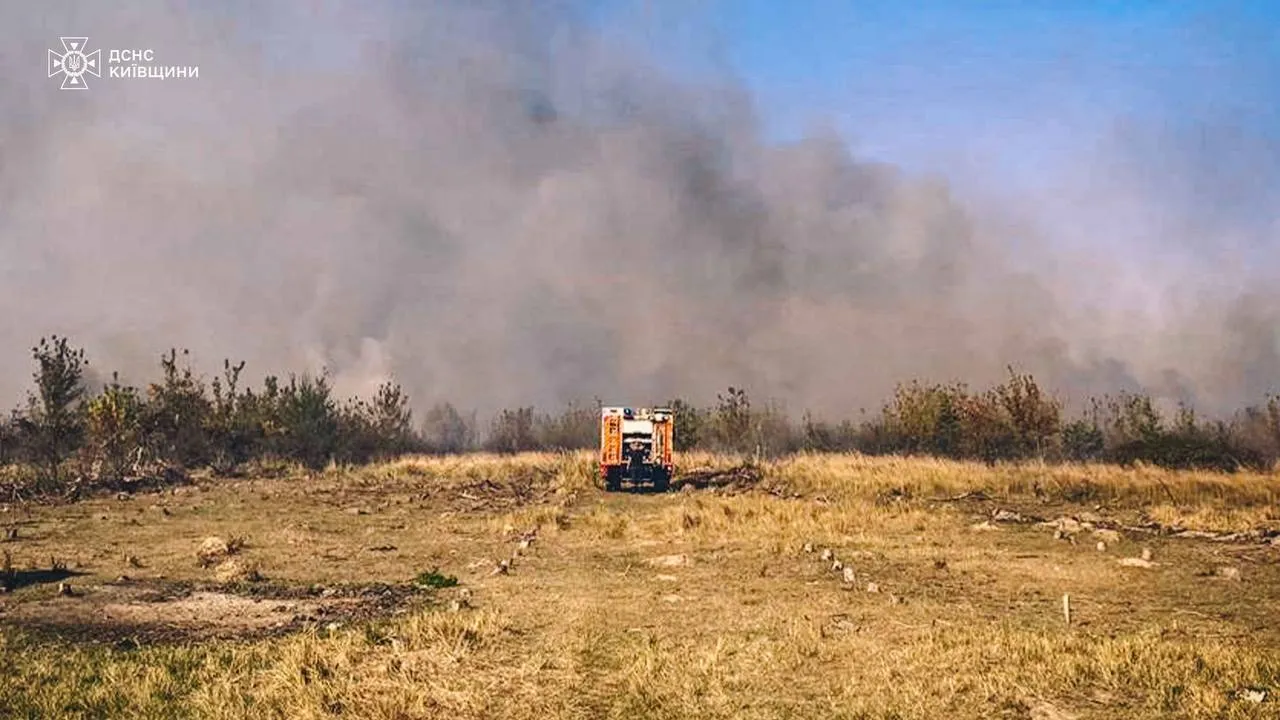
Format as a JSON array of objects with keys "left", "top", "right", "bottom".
[{"left": 1, "top": 1, "right": 1276, "bottom": 421}]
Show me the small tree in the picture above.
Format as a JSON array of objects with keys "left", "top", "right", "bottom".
[
  {"left": 710, "top": 386, "right": 753, "bottom": 453},
  {"left": 368, "top": 381, "right": 416, "bottom": 454},
  {"left": 206, "top": 359, "right": 261, "bottom": 474},
  {"left": 16, "top": 336, "right": 88, "bottom": 485},
  {"left": 487, "top": 407, "right": 538, "bottom": 454},
  {"left": 422, "top": 402, "right": 476, "bottom": 453},
  {"left": 667, "top": 398, "right": 704, "bottom": 451},
  {"left": 143, "top": 349, "right": 211, "bottom": 468},
  {"left": 276, "top": 373, "right": 341, "bottom": 470},
  {"left": 992, "top": 367, "right": 1061, "bottom": 457}
]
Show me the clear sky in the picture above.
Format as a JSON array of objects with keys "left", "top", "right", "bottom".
[{"left": 590, "top": 1, "right": 1280, "bottom": 197}]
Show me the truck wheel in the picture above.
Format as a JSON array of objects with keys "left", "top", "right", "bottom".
[
  {"left": 652, "top": 469, "right": 670, "bottom": 493},
  {"left": 605, "top": 468, "right": 622, "bottom": 492}
]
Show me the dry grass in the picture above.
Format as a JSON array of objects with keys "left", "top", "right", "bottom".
[{"left": 1, "top": 451, "right": 1278, "bottom": 719}]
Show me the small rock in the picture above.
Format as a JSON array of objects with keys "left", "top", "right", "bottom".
[
  {"left": 831, "top": 560, "right": 844, "bottom": 572},
  {"left": 1093, "top": 529, "right": 1122, "bottom": 544},
  {"left": 1053, "top": 529, "right": 1065, "bottom": 541},
  {"left": 116, "top": 492, "right": 131, "bottom": 501},
  {"left": 518, "top": 538, "right": 533, "bottom": 550},
  {"left": 1217, "top": 566, "right": 1242, "bottom": 581},
  {"left": 326, "top": 622, "right": 344, "bottom": 632},
  {"left": 1141, "top": 547, "right": 1153, "bottom": 562},
  {"left": 802, "top": 542, "right": 814, "bottom": 554},
  {"left": 58, "top": 582, "right": 72, "bottom": 596},
  {"left": 993, "top": 509, "right": 1028, "bottom": 523},
  {"left": 654, "top": 574, "right": 679, "bottom": 582},
  {"left": 866, "top": 582, "right": 880, "bottom": 593},
  {"left": 196, "top": 536, "right": 230, "bottom": 567},
  {"left": 661, "top": 594, "right": 683, "bottom": 603},
  {"left": 1096, "top": 541, "right": 1107, "bottom": 552},
  {"left": 680, "top": 483, "right": 696, "bottom": 494},
  {"left": 970, "top": 521, "right": 999, "bottom": 532},
  {"left": 1241, "top": 689, "right": 1267, "bottom": 704},
  {"left": 490, "top": 560, "right": 510, "bottom": 576},
  {"left": 820, "top": 548, "right": 833, "bottom": 561},
  {"left": 841, "top": 566, "right": 856, "bottom": 585},
  {"left": 646, "top": 554, "right": 690, "bottom": 568},
  {"left": 1118, "top": 557, "right": 1157, "bottom": 568},
  {"left": 215, "top": 558, "right": 262, "bottom": 583},
  {"left": 448, "top": 600, "right": 462, "bottom": 613},
  {"left": 346, "top": 507, "right": 368, "bottom": 516}
]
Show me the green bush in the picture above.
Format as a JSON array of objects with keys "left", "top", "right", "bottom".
[
  {"left": 142, "top": 349, "right": 211, "bottom": 469},
  {"left": 274, "top": 373, "right": 341, "bottom": 470},
  {"left": 84, "top": 372, "right": 145, "bottom": 482},
  {"left": 667, "top": 398, "right": 704, "bottom": 451}
]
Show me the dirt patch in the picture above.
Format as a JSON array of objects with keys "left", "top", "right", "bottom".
[{"left": 1, "top": 578, "right": 438, "bottom": 645}]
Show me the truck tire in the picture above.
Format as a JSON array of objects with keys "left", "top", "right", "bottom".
[
  {"left": 652, "top": 469, "right": 670, "bottom": 493},
  {"left": 605, "top": 467, "right": 622, "bottom": 492}
]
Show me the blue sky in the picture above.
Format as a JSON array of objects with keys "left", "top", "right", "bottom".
[{"left": 591, "top": 1, "right": 1280, "bottom": 198}]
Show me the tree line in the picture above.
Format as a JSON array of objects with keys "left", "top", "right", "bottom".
[{"left": 2, "top": 337, "right": 1278, "bottom": 500}]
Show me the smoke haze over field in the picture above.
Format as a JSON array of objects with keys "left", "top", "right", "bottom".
[{"left": 1, "top": 1, "right": 1278, "bottom": 421}]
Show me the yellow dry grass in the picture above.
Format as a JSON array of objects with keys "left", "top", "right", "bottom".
[{"left": 1, "top": 451, "right": 1278, "bottom": 719}]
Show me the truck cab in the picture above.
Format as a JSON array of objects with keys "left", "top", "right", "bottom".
[{"left": 600, "top": 406, "right": 674, "bottom": 492}]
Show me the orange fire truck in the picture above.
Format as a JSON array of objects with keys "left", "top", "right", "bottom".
[{"left": 599, "top": 406, "right": 674, "bottom": 492}]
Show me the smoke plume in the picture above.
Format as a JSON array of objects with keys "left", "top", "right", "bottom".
[{"left": 1, "top": 0, "right": 1277, "bottom": 421}]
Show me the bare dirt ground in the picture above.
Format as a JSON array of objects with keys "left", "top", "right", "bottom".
[
  {"left": 1, "top": 452, "right": 1278, "bottom": 719},
  {"left": 3, "top": 577, "right": 438, "bottom": 644}
]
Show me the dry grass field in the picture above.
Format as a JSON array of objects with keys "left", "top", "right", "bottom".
[{"left": 1, "top": 452, "right": 1279, "bottom": 719}]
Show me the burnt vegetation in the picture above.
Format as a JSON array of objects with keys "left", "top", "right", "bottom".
[{"left": 1, "top": 339, "right": 1278, "bottom": 501}]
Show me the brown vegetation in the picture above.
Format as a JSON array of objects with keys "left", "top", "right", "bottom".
[{"left": 0, "top": 452, "right": 1278, "bottom": 718}]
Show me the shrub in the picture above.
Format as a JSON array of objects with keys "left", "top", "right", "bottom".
[
  {"left": 799, "top": 412, "right": 859, "bottom": 453},
  {"left": 487, "top": 407, "right": 538, "bottom": 453},
  {"left": 414, "top": 568, "right": 459, "bottom": 589},
  {"left": 84, "top": 372, "right": 145, "bottom": 482},
  {"left": 992, "top": 367, "right": 1062, "bottom": 457},
  {"left": 1062, "top": 417, "right": 1105, "bottom": 461},
  {"left": 707, "top": 386, "right": 754, "bottom": 453},
  {"left": 881, "top": 380, "right": 967, "bottom": 456},
  {"left": 142, "top": 349, "right": 211, "bottom": 469},
  {"left": 274, "top": 373, "right": 341, "bottom": 470},
  {"left": 536, "top": 401, "right": 599, "bottom": 450},
  {"left": 206, "top": 360, "right": 261, "bottom": 474},
  {"left": 667, "top": 398, "right": 704, "bottom": 451}
]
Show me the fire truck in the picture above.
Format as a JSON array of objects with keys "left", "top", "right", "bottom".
[{"left": 599, "top": 406, "right": 674, "bottom": 492}]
